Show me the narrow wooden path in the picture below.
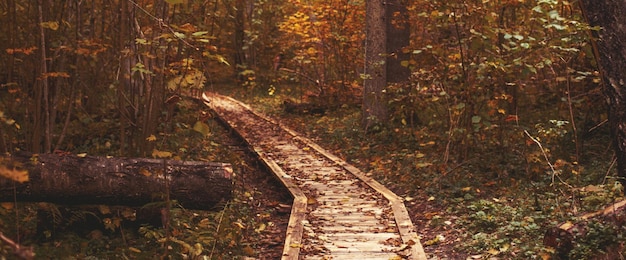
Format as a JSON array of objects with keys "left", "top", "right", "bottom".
[{"left": 205, "top": 93, "right": 426, "bottom": 259}]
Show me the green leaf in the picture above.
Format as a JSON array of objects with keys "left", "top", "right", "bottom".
[
  {"left": 416, "top": 162, "right": 433, "bottom": 168},
  {"left": 192, "top": 31, "right": 209, "bottom": 37},
  {"left": 131, "top": 62, "right": 154, "bottom": 76},
  {"left": 193, "top": 121, "right": 211, "bottom": 136},
  {"left": 174, "top": 32, "right": 186, "bottom": 39},
  {"left": 546, "top": 23, "right": 566, "bottom": 30},
  {"left": 548, "top": 10, "right": 561, "bottom": 20},
  {"left": 471, "top": 115, "right": 482, "bottom": 124},
  {"left": 135, "top": 38, "right": 149, "bottom": 45}
]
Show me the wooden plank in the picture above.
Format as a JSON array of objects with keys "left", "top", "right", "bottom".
[
  {"left": 303, "top": 253, "right": 400, "bottom": 260},
  {"left": 312, "top": 210, "right": 383, "bottom": 217},
  {"left": 316, "top": 226, "right": 389, "bottom": 233},
  {"left": 317, "top": 220, "right": 386, "bottom": 225},
  {"left": 313, "top": 206, "right": 380, "bottom": 211},
  {"left": 322, "top": 243, "right": 399, "bottom": 253}
]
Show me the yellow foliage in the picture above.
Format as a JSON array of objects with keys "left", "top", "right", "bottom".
[
  {"left": 139, "top": 168, "right": 152, "bottom": 177},
  {"left": 40, "top": 21, "right": 59, "bottom": 30},
  {"left": 152, "top": 149, "right": 173, "bottom": 158},
  {"left": 0, "top": 164, "right": 28, "bottom": 183}
]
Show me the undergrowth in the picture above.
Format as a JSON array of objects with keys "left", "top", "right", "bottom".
[
  {"left": 218, "top": 83, "right": 626, "bottom": 259},
  {"left": 0, "top": 97, "right": 275, "bottom": 259}
]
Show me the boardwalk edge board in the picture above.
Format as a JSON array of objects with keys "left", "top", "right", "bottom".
[
  {"left": 207, "top": 93, "right": 427, "bottom": 260},
  {"left": 254, "top": 148, "right": 308, "bottom": 259}
]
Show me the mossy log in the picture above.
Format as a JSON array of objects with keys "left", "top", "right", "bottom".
[
  {"left": 544, "top": 199, "right": 626, "bottom": 258},
  {"left": 0, "top": 152, "right": 233, "bottom": 210},
  {"left": 282, "top": 100, "right": 326, "bottom": 115}
]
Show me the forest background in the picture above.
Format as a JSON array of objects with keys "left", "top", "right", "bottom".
[{"left": 0, "top": 0, "right": 623, "bottom": 259}]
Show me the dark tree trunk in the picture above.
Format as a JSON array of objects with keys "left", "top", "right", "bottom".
[
  {"left": 363, "top": 0, "right": 388, "bottom": 130},
  {"left": 118, "top": 0, "right": 131, "bottom": 156},
  {"left": 386, "top": 0, "right": 410, "bottom": 84},
  {"left": 233, "top": 0, "right": 246, "bottom": 75},
  {"left": 580, "top": 0, "right": 626, "bottom": 184},
  {"left": 139, "top": 2, "right": 168, "bottom": 157},
  {"left": 0, "top": 152, "right": 233, "bottom": 210}
]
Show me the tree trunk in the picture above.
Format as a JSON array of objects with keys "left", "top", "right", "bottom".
[
  {"left": 118, "top": 0, "right": 130, "bottom": 156},
  {"left": 363, "top": 0, "right": 388, "bottom": 130},
  {"left": 233, "top": 0, "right": 246, "bottom": 76},
  {"left": 139, "top": 2, "right": 168, "bottom": 157},
  {"left": 580, "top": 0, "right": 626, "bottom": 184},
  {"left": 0, "top": 152, "right": 233, "bottom": 210},
  {"left": 386, "top": 0, "right": 410, "bottom": 84}
]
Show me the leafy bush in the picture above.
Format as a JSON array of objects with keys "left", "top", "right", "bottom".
[{"left": 569, "top": 220, "right": 626, "bottom": 259}]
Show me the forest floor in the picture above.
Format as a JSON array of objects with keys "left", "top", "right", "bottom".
[
  {"left": 0, "top": 95, "right": 293, "bottom": 259},
  {"left": 213, "top": 86, "right": 467, "bottom": 259},
  {"left": 213, "top": 83, "right": 625, "bottom": 259},
  {"left": 206, "top": 112, "right": 293, "bottom": 259},
  {"left": 2, "top": 83, "right": 623, "bottom": 259}
]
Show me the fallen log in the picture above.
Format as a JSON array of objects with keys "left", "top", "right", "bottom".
[
  {"left": 282, "top": 100, "right": 326, "bottom": 115},
  {"left": 544, "top": 199, "right": 626, "bottom": 258},
  {"left": 0, "top": 152, "right": 233, "bottom": 210}
]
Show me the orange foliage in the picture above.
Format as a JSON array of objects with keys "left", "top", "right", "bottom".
[
  {"left": 278, "top": 0, "right": 365, "bottom": 101},
  {"left": 5, "top": 47, "right": 38, "bottom": 55}
]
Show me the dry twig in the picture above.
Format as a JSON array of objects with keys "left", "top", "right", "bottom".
[{"left": 0, "top": 232, "right": 34, "bottom": 260}]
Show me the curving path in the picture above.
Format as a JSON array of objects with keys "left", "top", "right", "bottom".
[{"left": 204, "top": 93, "right": 426, "bottom": 260}]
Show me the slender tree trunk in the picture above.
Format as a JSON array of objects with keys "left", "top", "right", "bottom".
[
  {"left": 579, "top": 1, "right": 626, "bottom": 184},
  {"left": 363, "top": 0, "right": 388, "bottom": 130},
  {"left": 1, "top": 0, "right": 18, "bottom": 153},
  {"left": 139, "top": 2, "right": 168, "bottom": 157},
  {"left": 37, "top": 0, "right": 51, "bottom": 153},
  {"left": 118, "top": 0, "right": 130, "bottom": 156}
]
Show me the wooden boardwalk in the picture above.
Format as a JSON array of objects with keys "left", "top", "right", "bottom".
[{"left": 205, "top": 93, "right": 426, "bottom": 259}]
